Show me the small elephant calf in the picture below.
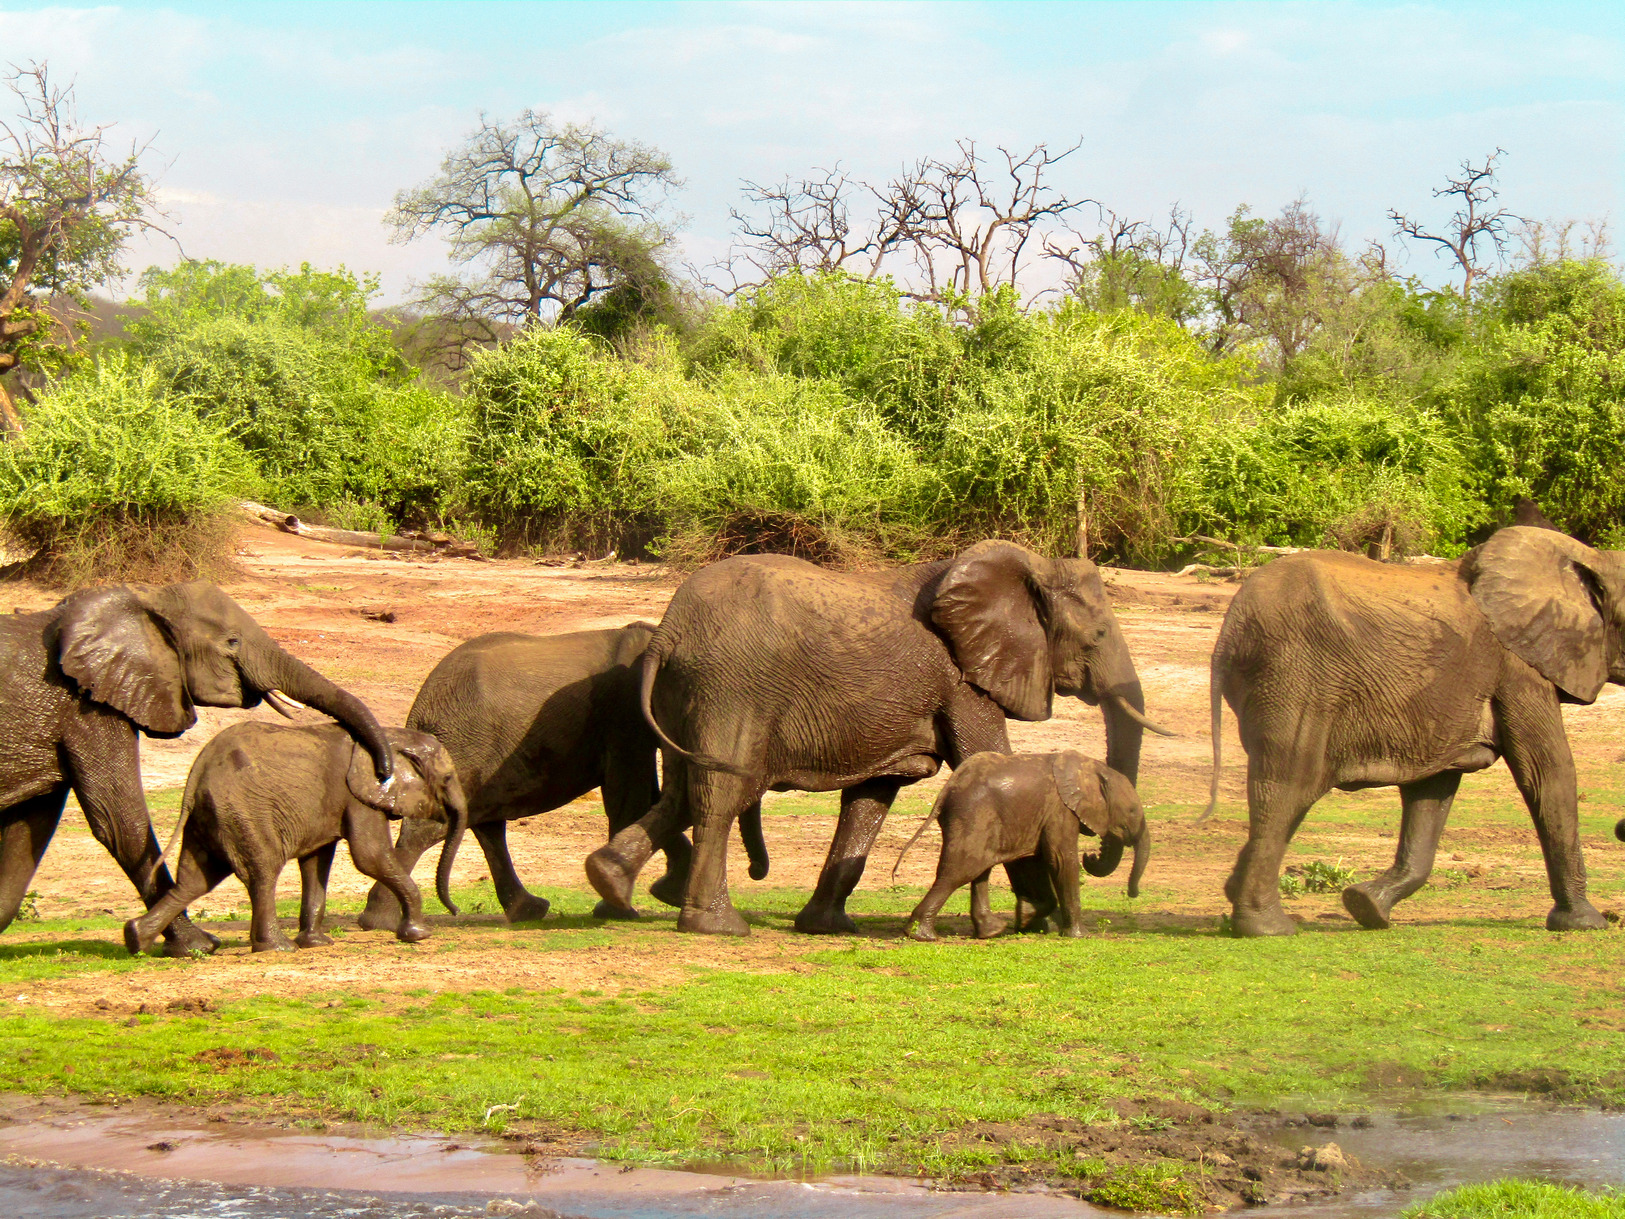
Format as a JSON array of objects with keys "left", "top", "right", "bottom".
[
  {"left": 124, "top": 723, "right": 468, "bottom": 955},
  {"left": 894, "top": 750, "right": 1148, "bottom": 941}
]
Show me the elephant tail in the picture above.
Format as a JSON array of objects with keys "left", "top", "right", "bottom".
[
  {"left": 891, "top": 784, "right": 950, "bottom": 879},
  {"left": 638, "top": 637, "right": 751, "bottom": 776},
  {"left": 159, "top": 760, "right": 205, "bottom": 872},
  {"left": 1198, "top": 663, "right": 1224, "bottom": 824}
]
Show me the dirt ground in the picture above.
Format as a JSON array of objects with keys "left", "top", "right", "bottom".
[{"left": 6, "top": 522, "right": 1625, "bottom": 1013}]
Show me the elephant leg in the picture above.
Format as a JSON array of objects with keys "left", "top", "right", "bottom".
[
  {"left": 1498, "top": 684, "right": 1605, "bottom": 932},
  {"left": 247, "top": 866, "right": 295, "bottom": 953},
  {"left": 123, "top": 848, "right": 227, "bottom": 956},
  {"left": 296, "top": 842, "right": 337, "bottom": 948},
  {"left": 68, "top": 749, "right": 218, "bottom": 958},
  {"left": 906, "top": 865, "right": 975, "bottom": 943},
  {"left": 357, "top": 813, "right": 441, "bottom": 931},
  {"left": 468, "top": 820, "right": 550, "bottom": 923},
  {"left": 676, "top": 768, "right": 760, "bottom": 937},
  {"left": 795, "top": 778, "right": 902, "bottom": 935},
  {"left": 1003, "top": 856, "right": 1055, "bottom": 931},
  {"left": 587, "top": 772, "right": 688, "bottom": 916},
  {"left": 1342, "top": 771, "right": 1460, "bottom": 929},
  {"left": 969, "top": 869, "right": 1003, "bottom": 939},
  {"left": 600, "top": 745, "right": 677, "bottom": 917},
  {"left": 1043, "top": 826, "right": 1086, "bottom": 938},
  {"left": 345, "top": 809, "right": 430, "bottom": 943},
  {"left": 0, "top": 791, "right": 66, "bottom": 933},
  {"left": 1226, "top": 770, "right": 1321, "bottom": 938}
]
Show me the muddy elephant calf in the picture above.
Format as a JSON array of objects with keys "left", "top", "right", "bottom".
[
  {"left": 124, "top": 723, "right": 467, "bottom": 955},
  {"left": 894, "top": 751, "right": 1148, "bottom": 941}
]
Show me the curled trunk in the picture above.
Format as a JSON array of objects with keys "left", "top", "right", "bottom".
[
  {"left": 436, "top": 781, "right": 469, "bottom": 916},
  {"left": 1081, "top": 626, "right": 1148, "bottom": 882}
]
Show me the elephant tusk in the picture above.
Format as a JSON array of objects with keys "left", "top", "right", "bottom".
[
  {"left": 265, "top": 689, "right": 308, "bottom": 719},
  {"left": 1109, "top": 693, "right": 1177, "bottom": 738}
]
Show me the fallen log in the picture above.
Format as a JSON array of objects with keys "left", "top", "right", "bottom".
[{"left": 238, "top": 501, "right": 482, "bottom": 557}]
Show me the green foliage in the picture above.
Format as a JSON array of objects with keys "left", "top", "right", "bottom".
[
  {"left": 1087, "top": 1160, "right": 1204, "bottom": 1215},
  {"left": 1404, "top": 1179, "right": 1625, "bottom": 1218},
  {"left": 1281, "top": 860, "right": 1358, "bottom": 898}
]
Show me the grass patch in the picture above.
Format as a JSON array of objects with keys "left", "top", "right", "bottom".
[
  {"left": 1, "top": 914, "right": 1621, "bottom": 1180},
  {"left": 1404, "top": 1179, "right": 1625, "bottom": 1218}
]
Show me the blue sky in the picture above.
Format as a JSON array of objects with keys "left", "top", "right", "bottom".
[{"left": 2, "top": 1, "right": 1620, "bottom": 301}]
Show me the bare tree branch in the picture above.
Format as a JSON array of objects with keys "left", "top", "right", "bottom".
[{"left": 1388, "top": 149, "right": 1520, "bottom": 298}]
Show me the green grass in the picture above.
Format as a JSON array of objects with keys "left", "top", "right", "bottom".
[
  {"left": 1405, "top": 1180, "right": 1625, "bottom": 1218},
  {"left": 1, "top": 910, "right": 1621, "bottom": 1179}
]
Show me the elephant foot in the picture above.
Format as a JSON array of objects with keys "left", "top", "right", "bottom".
[
  {"left": 395, "top": 919, "right": 431, "bottom": 943},
  {"left": 906, "top": 920, "right": 938, "bottom": 942},
  {"left": 677, "top": 905, "right": 750, "bottom": 936},
  {"left": 503, "top": 893, "right": 551, "bottom": 924},
  {"left": 295, "top": 930, "right": 334, "bottom": 948},
  {"left": 793, "top": 902, "right": 858, "bottom": 936},
  {"left": 1547, "top": 902, "right": 1606, "bottom": 932},
  {"left": 593, "top": 899, "right": 640, "bottom": 921},
  {"left": 122, "top": 920, "right": 151, "bottom": 957},
  {"left": 647, "top": 871, "right": 686, "bottom": 909},
  {"left": 1342, "top": 883, "right": 1394, "bottom": 930},
  {"left": 972, "top": 916, "right": 1008, "bottom": 940},
  {"left": 357, "top": 891, "right": 402, "bottom": 932},
  {"left": 251, "top": 936, "right": 296, "bottom": 953},
  {"left": 1229, "top": 904, "right": 1298, "bottom": 937},
  {"left": 162, "top": 924, "right": 220, "bottom": 958},
  {"left": 1056, "top": 922, "right": 1085, "bottom": 938},
  {"left": 585, "top": 847, "right": 639, "bottom": 915}
]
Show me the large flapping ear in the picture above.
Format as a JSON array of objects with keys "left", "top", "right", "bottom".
[
  {"left": 931, "top": 541, "right": 1053, "bottom": 721},
  {"left": 1469, "top": 526, "right": 1611, "bottom": 704},
  {"left": 1051, "top": 752, "right": 1110, "bottom": 837},
  {"left": 1097, "top": 766, "right": 1143, "bottom": 834},
  {"left": 55, "top": 587, "right": 195, "bottom": 736}
]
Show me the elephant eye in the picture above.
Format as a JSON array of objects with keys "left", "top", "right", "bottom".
[{"left": 225, "top": 636, "right": 242, "bottom": 653}]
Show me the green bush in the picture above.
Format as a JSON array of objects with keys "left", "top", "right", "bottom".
[{"left": 0, "top": 356, "right": 257, "bottom": 583}]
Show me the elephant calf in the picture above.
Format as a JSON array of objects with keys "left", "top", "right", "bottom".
[
  {"left": 124, "top": 724, "right": 467, "bottom": 955},
  {"left": 893, "top": 750, "right": 1148, "bottom": 941}
]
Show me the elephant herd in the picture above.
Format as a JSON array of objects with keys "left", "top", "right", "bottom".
[{"left": 0, "top": 517, "right": 1621, "bottom": 956}]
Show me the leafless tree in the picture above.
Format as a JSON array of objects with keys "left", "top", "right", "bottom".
[
  {"left": 873, "top": 139, "right": 1091, "bottom": 314},
  {"left": 729, "top": 165, "right": 894, "bottom": 280},
  {"left": 0, "top": 63, "right": 157, "bottom": 432},
  {"left": 1513, "top": 216, "right": 1614, "bottom": 268},
  {"left": 388, "top": 109, "right": 681, "bottom": 356},
  {"left": 1388, "top": 149, "right": 1520, "bottom": 298}
]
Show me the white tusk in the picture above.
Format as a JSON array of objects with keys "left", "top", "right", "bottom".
[
  {"left": 1109, "top": 693, "right": 1178, "bottom": 738},
  {"left": 265, "top": 689, "right": 308, "bottom": 719}
]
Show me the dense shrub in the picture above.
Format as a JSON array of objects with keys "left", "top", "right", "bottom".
[{"left": 0, "top": 357, "right": 256, "bottom": 583}]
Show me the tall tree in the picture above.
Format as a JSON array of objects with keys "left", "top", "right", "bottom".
[
  {"left": 388, "top": 110, "right": 681, "bottom": 356},
  {"left": 0, "top": 63, "right": 155, "bottom": 432},
  {"left": 1388, "top": 150, "right": 1519, "bottom": 299}
]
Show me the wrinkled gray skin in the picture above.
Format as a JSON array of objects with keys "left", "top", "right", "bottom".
[
  {"left": 356, "top": 624, "right": 768, "bottom": 929},
  {"left": 587, "top": 540, "right": 1161, "bottom": 937},
  {"left": 895, "top": 751, "right": 1148, "bottom": 941},
  {"left": 0, "top": 581, "right": 393, "bottom": 957},
  {"left": 124, "top": 724, "right": 466, "bottom": 954},
  {"left": 1209, "top": 525, "right": 1625, "bottom": 937}
]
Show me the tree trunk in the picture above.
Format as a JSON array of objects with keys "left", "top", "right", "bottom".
[{"left": 0, "top": 381, "right": 23, "bottom": 436}]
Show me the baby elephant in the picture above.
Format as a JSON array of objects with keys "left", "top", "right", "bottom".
[
  {"left": 895, "top": 750, "right": 1148, "bottom": 941},
  {"left": 124, "top": 723, "right": 468, "bottom": 955}
]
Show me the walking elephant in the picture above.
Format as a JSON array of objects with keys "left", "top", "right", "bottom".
[
  {"left": 0, "top": 581, "right": 393, "bottom": 956},
  {"left": 358, "top": 624, "right": 767, "bottom": 929},
  {"left": 1207, "top": 525, "right": 1625, "bottom": 936},
  {"left": 587, "top": 540, "right": 1168, "bottom": 936},
  {"left": 894, "top": 750, "right": 1148, "bottom": 942},
  {"left": 124, "top": 724, "right": 466, "bottom": 955}
]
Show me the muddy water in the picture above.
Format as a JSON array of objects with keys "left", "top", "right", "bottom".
[{"left": 0, "top": 1097, "right": 1621, "bottom": 1218}]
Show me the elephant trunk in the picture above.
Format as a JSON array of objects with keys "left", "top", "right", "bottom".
[
  {"left": 436, "top": 781, "right": 468, "bottom": 917},
  {"left": 1082, "top": 834, "right": 1123, "bottom": 878},
  {"left": 242, "top": 630, "right": 394, "bottom": 783},
  {"left": 1092, "top": 627, "right": 1146, "bottom": 787},
  {"left": 1127, "top": 818, "right": 1150, "bottom": 899}
]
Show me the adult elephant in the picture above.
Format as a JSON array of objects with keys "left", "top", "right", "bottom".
[
  {"left": 0, "top": 581, "right": 393, "bottom": 956},
  {"left": 357, "top": 624, "right": 767, "bottom": 929},
  {"left": 1207, "top": 526, "right": 1624, "bottom": 936},
  {"left": 586, "top": 540, "right": 1166, "bottom": 936}
]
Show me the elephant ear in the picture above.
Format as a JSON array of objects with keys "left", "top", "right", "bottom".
[
  {"left": 1051, "top": 752, "right": 1109, "bottom": 836},
  {"left": 347, "top": 736, "right": 432, "bottom": 817},
  {"left": 1469, "top": 526, "right": 1611, "bottom": 704},
  {"left": 55, "top": 588, "right": 195, "bottom": 737},
  {"left": 931, "top": 541, "right": 1053, "bottom": 721}
]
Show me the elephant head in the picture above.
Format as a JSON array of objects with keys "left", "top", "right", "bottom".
[
  {"left": 347, "top": 729, "right": 468, "bottom": 916},
  {"left": 1052, "top": 752, "right": 1149, "bottom": 897},
  {"left": 1465, "top": 527, "right": 1625, "bottom": 705},
  {"left": 931, "top": 539, "right": 1171, "bottom": 807},
  {"left": 53, "top": 580, "right": 394, "bottom": 785}
]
